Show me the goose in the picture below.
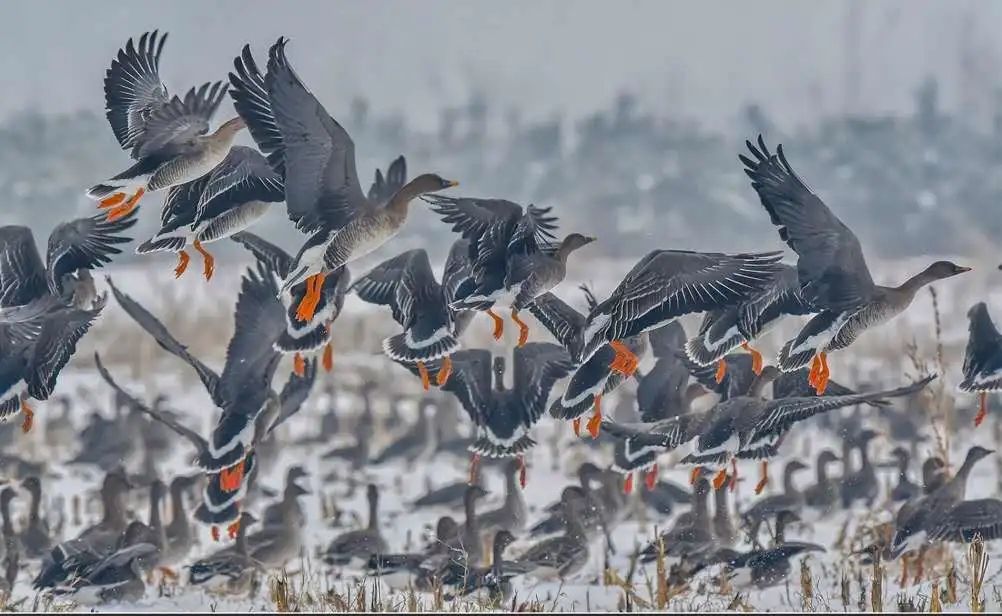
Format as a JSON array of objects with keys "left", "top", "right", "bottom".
[
  {"left": 959, "top": 302, "right": 1002, "bottom": 427},
  {"left": 839, "top": 428, "right": 881, "bottom": 508},
  {"left": 261, "top": 466, "right": 309, "bottom": 527},
  {"left": 475, "top": 459, "right": 528, "bottom": 538},
  {"left": 885, "top": 446, "right": 922, "bottom": 503},
  {"left": 162, "top": 474, "right": 199, "bottom": 570},
  {"left": 188, "top": 511, "right": 263, "bottom": 593},
  {"left": 577, "top": 249, "right": 784, "bottom": 378},
  {"left": 684, "top": 263, "right": 812, "bottom": 380},
  {"left": 740, "top": 136, "right": 970, "bottom": 394},
  {"left": 446, "top": 530, "right": 525, "bottom": 606},
  {"left": 516, "top": 487, "right": 591, "bottom": 579},
  {"left": 94, "top": 350, "right": 314, "bottom": 537},
  {"left": 51, "top": 540, "right": 158, "bottom": 605},
  {"left": 88, "top": 31, "right": 245, "bottom": 222},
  {"left": 425, "top": 194, "right": 592, "bottom": 346},
  {"left": 530, "top": 287, "right": 647, "bottom": 438},
  {"left": 639, "top": 478, "right": 715, "bottom": 563},
  {"left": 136, "top": 146, "right": 283, "bottom": 280},
  {"left": 228, "top": 39, "right": 456, "bottom": 323},
  {"left": 19, "top": 476, "right": 52, "bottom": 559},
  {"left": 367, "top": 516, "right": 459, "bottom": 589},
  {"left": 323, "top": 484, "right": 388, "bottom": 567},
  {"left": 352, "top": 240, "right": 472, "bottom": 390},
  {"left": 802, "top": 450, "right": 841, "bottom": 517},
  {"left": 104, "top": 261, "right": 315, "bottom": 507},
  {"left": 714, "top": 510, "right": 824, "bottom": 589},
  {"left": 0, "top": 211, "right": 137, "bottom": 431},
  {"left": 740, "top": 460, "right": 809, "bottom": 545},
  {"left": 232, "top": 230, "right": 351, "bottom": 376},
  {"left": 406, "top": 344, "right": 572, "bottom": 486}
]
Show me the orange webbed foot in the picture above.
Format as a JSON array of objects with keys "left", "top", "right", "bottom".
[
  {"left": 468, "top": 453, "right": 481, "bottom": 485},
  {"left": 227, "top": 520, "right": 241, "bottom": 539},
  {"left": 609, "top": 340, "right": 639, "bottom": 377},
  {"left": 193, "top": 239, "right": 215, "bottom": 281},
  {"left": 417, "top": 361, "right": 431, "bottom": 391},
  {"left": 714, "top": 359, "right": 727, "bottom": 384},
  {"left": 975, "top": 392, "right": 989, "bottom": 427},
  {"left": 511, "top": 309, "right": 529, "bottom": 347},
  {"left": 106, "top": 188, "right": 144, "bottom": 222},
  {"left": 211, "top": 526, "right": 220, "bottom": 542},
  {"left": 293, "top": 352, "right": 306, "bottom": 378},
  {"left": 586, "top": 396, "right": 602, "bottom": 439},
  {"left": 742, "top": 342, "right": 763, "bottom": 375},
  {"left": 623, "top": 473, "right": 634, "bottom": 494},
  {"left": 487, "top": 309, "right": 504, "bottom": 341},
  {"left": 754, "top": 460, "right": 769, "bottom": 495},
  {"left": 436, "top": 356, "right": 452, "bottom": 386},
  {"left": 322, "top": 343, "right": 334, "bottom": 373},
  {"left": 572, "top": 417, "right": 581, "bottom": 437},
  {"left": 712, "top": 468, "right": 728, "bottom": 490},
  {"left": 644, "top": 464, "right": 659, "bottom": 491},
  {"left": 98, "top": 192, "right": 126, "bottom": 208},
  {"left": 174, "top": 250, "right": 190, "bottom": 279},
  {"left": 517, "top": 455, "right": 527, "bottom": 488},
  {"left": 19, "top": 399, "right": 33, "bottom": 433},
  {"left": 689, "top": 466, "right": 702, "bottom": 485},
  {"left": 813, "top": 352, "right": 830, "bottom": 395}
]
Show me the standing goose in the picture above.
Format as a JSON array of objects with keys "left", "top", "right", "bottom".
[
  {"left": 424, "top": 194, "right": 592, "bottom": 346},
  {"left": 679, "top": 372, "right": 934, "bottom": 494},
  {"left": 136, "top": 146, "right": 284, "bottom": 280},
  {"left": 741, "top": 460, "right": 809, "bottom": 545},
  {"left": 232, "top": 231, "right": 350, "bottom": 376},
  {"left": 94, "top": 351, "right": 315, "bottom": 538},
  {"left": 516, "top": 487, "right": 591, "bottom": 580},
  {"left": 577, "top": 249, "right": 784, "bottom": 377},
  {"left": 188, "top": 511, "right": 263, "bottom": 593},
  {"left": 802, "top": 450, "right": 840, "bottom": 517},
  {"left": 477, "top": 459, "right": 529, "bottom": 538},
  {"left": 839, "top": 428, "right": 881, "bottom": 508},
  {"left": 162, "top": 474, "right": 199, "bottom": 569},
  {"left": 322, "top": 484, "right": 388, "bottom": 567},
  {"left": 88, "top": 31, "right": 244, "bottom": 221},
  {"left": 740, "top": 136, "right": 970, "bottom": 394},
  {"left": 530, "top": 288, "right": 647, "bottom": 438},
  {"left": 885, "top": 446, "right": 922, "bottom": 503},
  {"left": 352, "top": 240, "right": 472, "bottom": 390},
  {"left": 105, "top": 262, "right": 299, "bottom": 499},
  {"left": 639, "top": 478, "right": 715, "bottom": 563},
  {"left": 19, "top": 476, "right": 52, "bottom": 559},
  {"left": 959, "top": 302, "right": 1002, "bottom": 427},
  {"left": 685, "top": 263, "right": 813, "bottom": 380},
  {"left": 228, "top": 39, "right": 456, "bottom": 323},
  {"left": 51, "top": 541, "right": 158, "bottom": 605},
  {"left": 413, "top": 344, "right": 573, "bottom": 487},
  {"left": 0, "top": 211, "right": 137, "bottom": 431},
  {"left": 371, "top": 398, "right": 437, "bottom": 465}
]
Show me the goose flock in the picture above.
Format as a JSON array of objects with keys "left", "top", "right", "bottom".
[{"left": 0, "top": 32, "right": 999, "bottom": 609}]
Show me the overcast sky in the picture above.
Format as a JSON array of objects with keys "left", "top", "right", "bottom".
[{"left": 1, "top": 0, "right": 999, "bottom": 129}]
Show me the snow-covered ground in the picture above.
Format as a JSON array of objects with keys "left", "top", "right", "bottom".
[{"left": 6, "top": 257, "right": 1002, "bottom": 612}]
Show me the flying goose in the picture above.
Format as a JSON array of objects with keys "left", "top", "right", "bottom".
[
  {"left": 94, "top": 350, "right": 315, "bottom": 537},
  {"left": 88, "top": 31, "right": 245, "bottom": 222},
  {"left": 232, "top": 231, "right": 350, "bottom": 376},
  {"left": 228, "top": 39, "right": 456, "bottom": 323},
  {"left": 0, "top": 211, "right": 137, "bottom": 431},
  {"left": 105, "top": 262, "right": 300, "bottom": 498},
  {"left": 530, "top": 287, "right": 647, "bottom": 438},
  {"left": 136, "top": 146, "right": 284, "bottom": 280},
  {"left": 425, "top": 194, "right": 592, "bottom": 346},
  {"left": 352, "top": 241, "right": 472, "bottom": 390},
  {"left": 740, "top": 136, "right": 970, "bottom": 395},
  {"left": 685, "top": 263, "right": 812, "bottom": 380},
  {"left": 577, "top": 249, "right": 784, "bottom": 377},
  {"left": 959, "top": 302, "right": 1002, "bottom": 427}
]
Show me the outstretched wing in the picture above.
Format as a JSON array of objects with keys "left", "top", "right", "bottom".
[
  {"left": 434, "top": 349, "right": 493, "bottom": 425},
  {"left": 0, "top": 226, "right": 48, "bottom": 306},
  {"left": 527, "top": 292, "right": 585, "bottom": 351},
  {"left": 230, "top": 231, "right": 292, "bottom": 278},
  {"left": 229, "top": 44, "right": 285, "bottom": 177},
  {"left": 513, "top": 342, "right": 574, "bottom": 424},
  {"left": 367, "top": 155, "right": 407, "bottom": 207},
  {"left": 268, "top": 357, "right": 317, "bottom": 435},
  {"left": 24, "top": 300, "right": 105, "bottom": 400},
  {"left": 351, "top": 250, "right": 438, "bottom": 328},
  {"left": 193, "top": 146, "right": 285, "bottom": 226},
  {"left": 737, "top": 263, "right": 814, "bottom": 338},
  {"left": 103, "top": 30, "right": 170, "bottom": 151},
  {"left": 265, "top": 37, "right": 366, "bottom": 233},
  {"left": 740, "top": 136, "right": 876, "bottom": 311},
  {"left": 107, "top": 277, "right": 221, "bottom": 405},
  {"left": 46, "top": 210, "right": 138, "bottom": 297},
  {"left": 133, "top": 81, "right": 227, "bottom": 159},
  {"left": 93, "top": 352, "right": 207, "bottom": 451}
]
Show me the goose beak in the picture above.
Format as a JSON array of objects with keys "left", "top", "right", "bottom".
[
  {"left": 446, "top": 180, "right": 459, "bottom": 188},
  {"left": 956, "top": 266, "right": 973, "bottom": 274}
]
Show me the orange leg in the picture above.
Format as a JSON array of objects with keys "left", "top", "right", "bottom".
[
  {"left": 712, "top": 468, "right": 728, "bottom": 490},
  {"left": 193, "top": 239, "right": 215, "bottom": 281},
  {"left": 742, "top": 342, "right": 764, "bottom": 375},
  {"left": 913, "top": 546, "right": 925, "bottom": 584},
  {"left": 644, "top": 464, "right": 659, "bottom": 491},
  {"left": 323, "top": 343, "right": 334, "bottom": 372},
  {"left": 511, "top": 308, "right": 530, "bottom": 347},
  {"left": 19, "top": 398, "right": 33, "bottom": 433},
  {"left": 295, "top": 273, "right": 326, "bottom": 323},
  {"left": 468, "top": 453, "right": 481, "bottom": 485},
  {"left": 975, "top": 392, "right": 989, "bottom": 427},
  {"left": 623, "top": 473, "right": 634, "bottom": 494},
  {"left": 106, "top": 187, "right": 144, "bottom": 222},
  {"left": 219, "top": 459, "right": 246, "bottom": 493},
  {"left": 211, "top": 526, "right": 220, "bottom": 542},
  {"left": 808, "top": 355, "right": 822, "bottom": 388},
  {"left": 689, "top": 466, "right": 702, "bottom": 485},
  {"left": 899, "top": 553, "right": 909, "bottom": 587},
  {"left": 714, "top": 359, "right": 727, "bottom": 384},
  {"left": 814, "top": 352, "right": 830, "bottom": 395},
  {"left": 730, "top": 458, "right": 739, "bottom": 492},
  {"left": 572, "top": 417, "right": 581, "bottom": 437},
  {"left": 174, "top": 250, "right": 190, "bottom": 279},
  {"left": 417, "top": 361, "right": 431, "bottom": 391},
  {"left": 293, "top": 352, "right": 306, "bottom": 377},
  {"left": 227, "top": 519, "right": 241, "bottom": 540},
  {"left": 517, "top": 455, "right": 527, "bottom": 488},
  {"left": 754, "top": 460, "right": 769, "bottom": 494},
  {"left": 98, "top": 192, "right": 126, "bottom": 208},
  {"left": 436, "top": 356, "right": 452, "bottom": 386},
  {"left": 158, "top": 567, "right": 179, "bottom": 580},
  {"left": 486, "top": 309, "right": 504, "bottom": 341},
  {"left": 586, "top": 395, "right": 603, "bottom": 439},
  {"left": 609, "top": 340, "right": 639, "bottom": 377}
]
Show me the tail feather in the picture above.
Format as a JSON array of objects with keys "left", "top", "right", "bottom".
[
  {"left": 470, "top": 435, "right": 536, "bottom": 457},
  {"left": 778, "top": 339, "right": 815, "bottom": 371},
  {"left": 86, "top": 183, "right": 120, "bottom": 199},
  {"left": 684, "top": 332, "right": 743, "bottom": 367},
  {"left": 136, "top": 236, "right": 187, "bottom": 254},
  {"left": 382, "top": 331, "right": 459, "bottom": 363}
]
